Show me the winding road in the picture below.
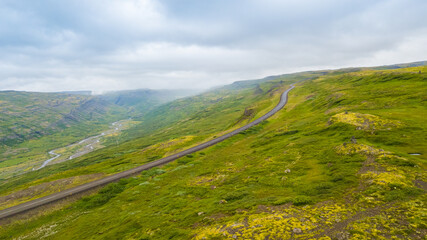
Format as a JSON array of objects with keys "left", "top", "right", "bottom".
[{"left": 0, "top": 84, "right": 295, "bottom": 220}]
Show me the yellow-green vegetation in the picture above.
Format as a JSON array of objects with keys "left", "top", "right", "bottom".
[
  {"left": 331, "top": 112, "right": 402, "bottom": 131},
  {"left": 0, "top": 64, "right": 426, "bottom": 239},
  {"left": 195, "top": 203, "right": 353, "bottom": 239},
  {"left": 0, "top": 173, "right": 104, "bottom": 211},
  {"left": 335, "top": 142, "right": 387, "bottom": 156},
  {"left": 141, "top": 135, "right": 195, "bottom": 156},
  {"left": 345, "top": 199, "right": 426, "bottom": 239},
  {"left": 193, "top": 139, "right": 425, "bottom": 239}
]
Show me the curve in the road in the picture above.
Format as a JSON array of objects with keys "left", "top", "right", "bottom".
[{"left": 0, "top": 84, "right": 295, "bottom": 220}]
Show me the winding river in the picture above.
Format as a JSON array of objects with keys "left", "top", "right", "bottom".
[{"left": 34, "top": 120, "right": 128, "bottom": 170}]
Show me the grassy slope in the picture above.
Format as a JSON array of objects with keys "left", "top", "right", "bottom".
[
  {"left": 0, "top": 74, "right": 312, "bottom": 207},
  {"left": 0, "top": 66, "right": 426, "bottom": 239}
]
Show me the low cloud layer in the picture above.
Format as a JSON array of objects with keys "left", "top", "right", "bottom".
[{"left": 0, "top": 0, "right": 426, "bottom": 92}]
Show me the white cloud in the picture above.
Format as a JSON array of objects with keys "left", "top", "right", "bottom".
[{"left": 0, "top": 0, "right": 426, "bottom": 92}]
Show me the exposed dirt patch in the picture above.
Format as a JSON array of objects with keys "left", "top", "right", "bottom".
[
  {"left": 314, "top": 200, "right": 334, "bottom": 208},
  {"left": 233, "top": 107, "right": 255, "bottom": 126},
  {"left": 315, "top": 204, "right": 392, "bottom": 239},
  {"left": 269, "top": 203, "right": 293, "bottom": 212},
  {"left": 305, "top": 94, "right": 315, "bottom": 100},
  {"left": 358, "top": 155, "right": 386, "bottom": 175},
  {"left": 208, "top": 212, "right": 229, "bottom": 221},
  {"left": 191, "top": 212, "right": 230, "bottom": 229},
  {"left": 256, "top": 205, "right": 270, "bottom": 213},
  {"left": 414, "top": 179, "right": 427, "bottom": 191}
]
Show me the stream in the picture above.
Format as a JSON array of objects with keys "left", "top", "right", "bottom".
[
  {"left": 34, "top": 120, "right": 126, "bottom": 170},
  {"left": 34, "top": 151, "right": 61, "bottom": 170}
]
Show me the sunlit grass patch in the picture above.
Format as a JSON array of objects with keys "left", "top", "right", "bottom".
[
  {"left": 141, "top": 135, "right": 195, "bottom": 155},
  {"left": 188, "top": 174, "right": 227, "bottom": 186},
  {"left": 194, "top": 203, "right": 354, "bottom": 239},
  {"left": 331, "top": 112, "right": 402, "bottom": 131},
  {"left": 335, "top": 143, "right": 388, "bottom": 156}
]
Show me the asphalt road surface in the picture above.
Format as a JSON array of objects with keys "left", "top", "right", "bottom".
[{"left": 0, "top": 84, "right": 295, "bottom": 220}]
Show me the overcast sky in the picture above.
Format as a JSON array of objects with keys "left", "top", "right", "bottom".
[{"left": 0, "top": 0, "right": 426, "bottom": 92}]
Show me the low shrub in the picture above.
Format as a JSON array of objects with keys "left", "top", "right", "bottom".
[
  {"left": 292, "top": 196, "right": 313, "bottom": 206},
  {"left": 224, "top": 190, "right": 249, "bottom": 201},
  {"left": 77, "top": 179, "right": 129, "bottom": 209}
]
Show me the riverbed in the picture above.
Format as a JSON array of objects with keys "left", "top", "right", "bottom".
[{"left": 34, "top": 120, "right": 132, "bottom": 170}]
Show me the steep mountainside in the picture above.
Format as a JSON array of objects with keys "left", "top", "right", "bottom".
[
  {"left": 0, "top": 92, "right": 115, "bottom": 146},
  {"left": 0, "top": 64, "right": 426, "bottom": 239}
]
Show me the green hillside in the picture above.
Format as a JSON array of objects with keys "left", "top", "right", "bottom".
[
  {"left": 0, "top": 91, "right": 113, "bottom": 146},
  {"left": 0, "top": 74, "right": 301, "bottom": 202},
  {"left": 100, "top": 89, "right": 200, "bottom": 117},
  {"left": 0, "top": 65, "right": 426, "bottom": 239},
  {"left": 0, "top": 90, "right": 193, "bottom": 180}
]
